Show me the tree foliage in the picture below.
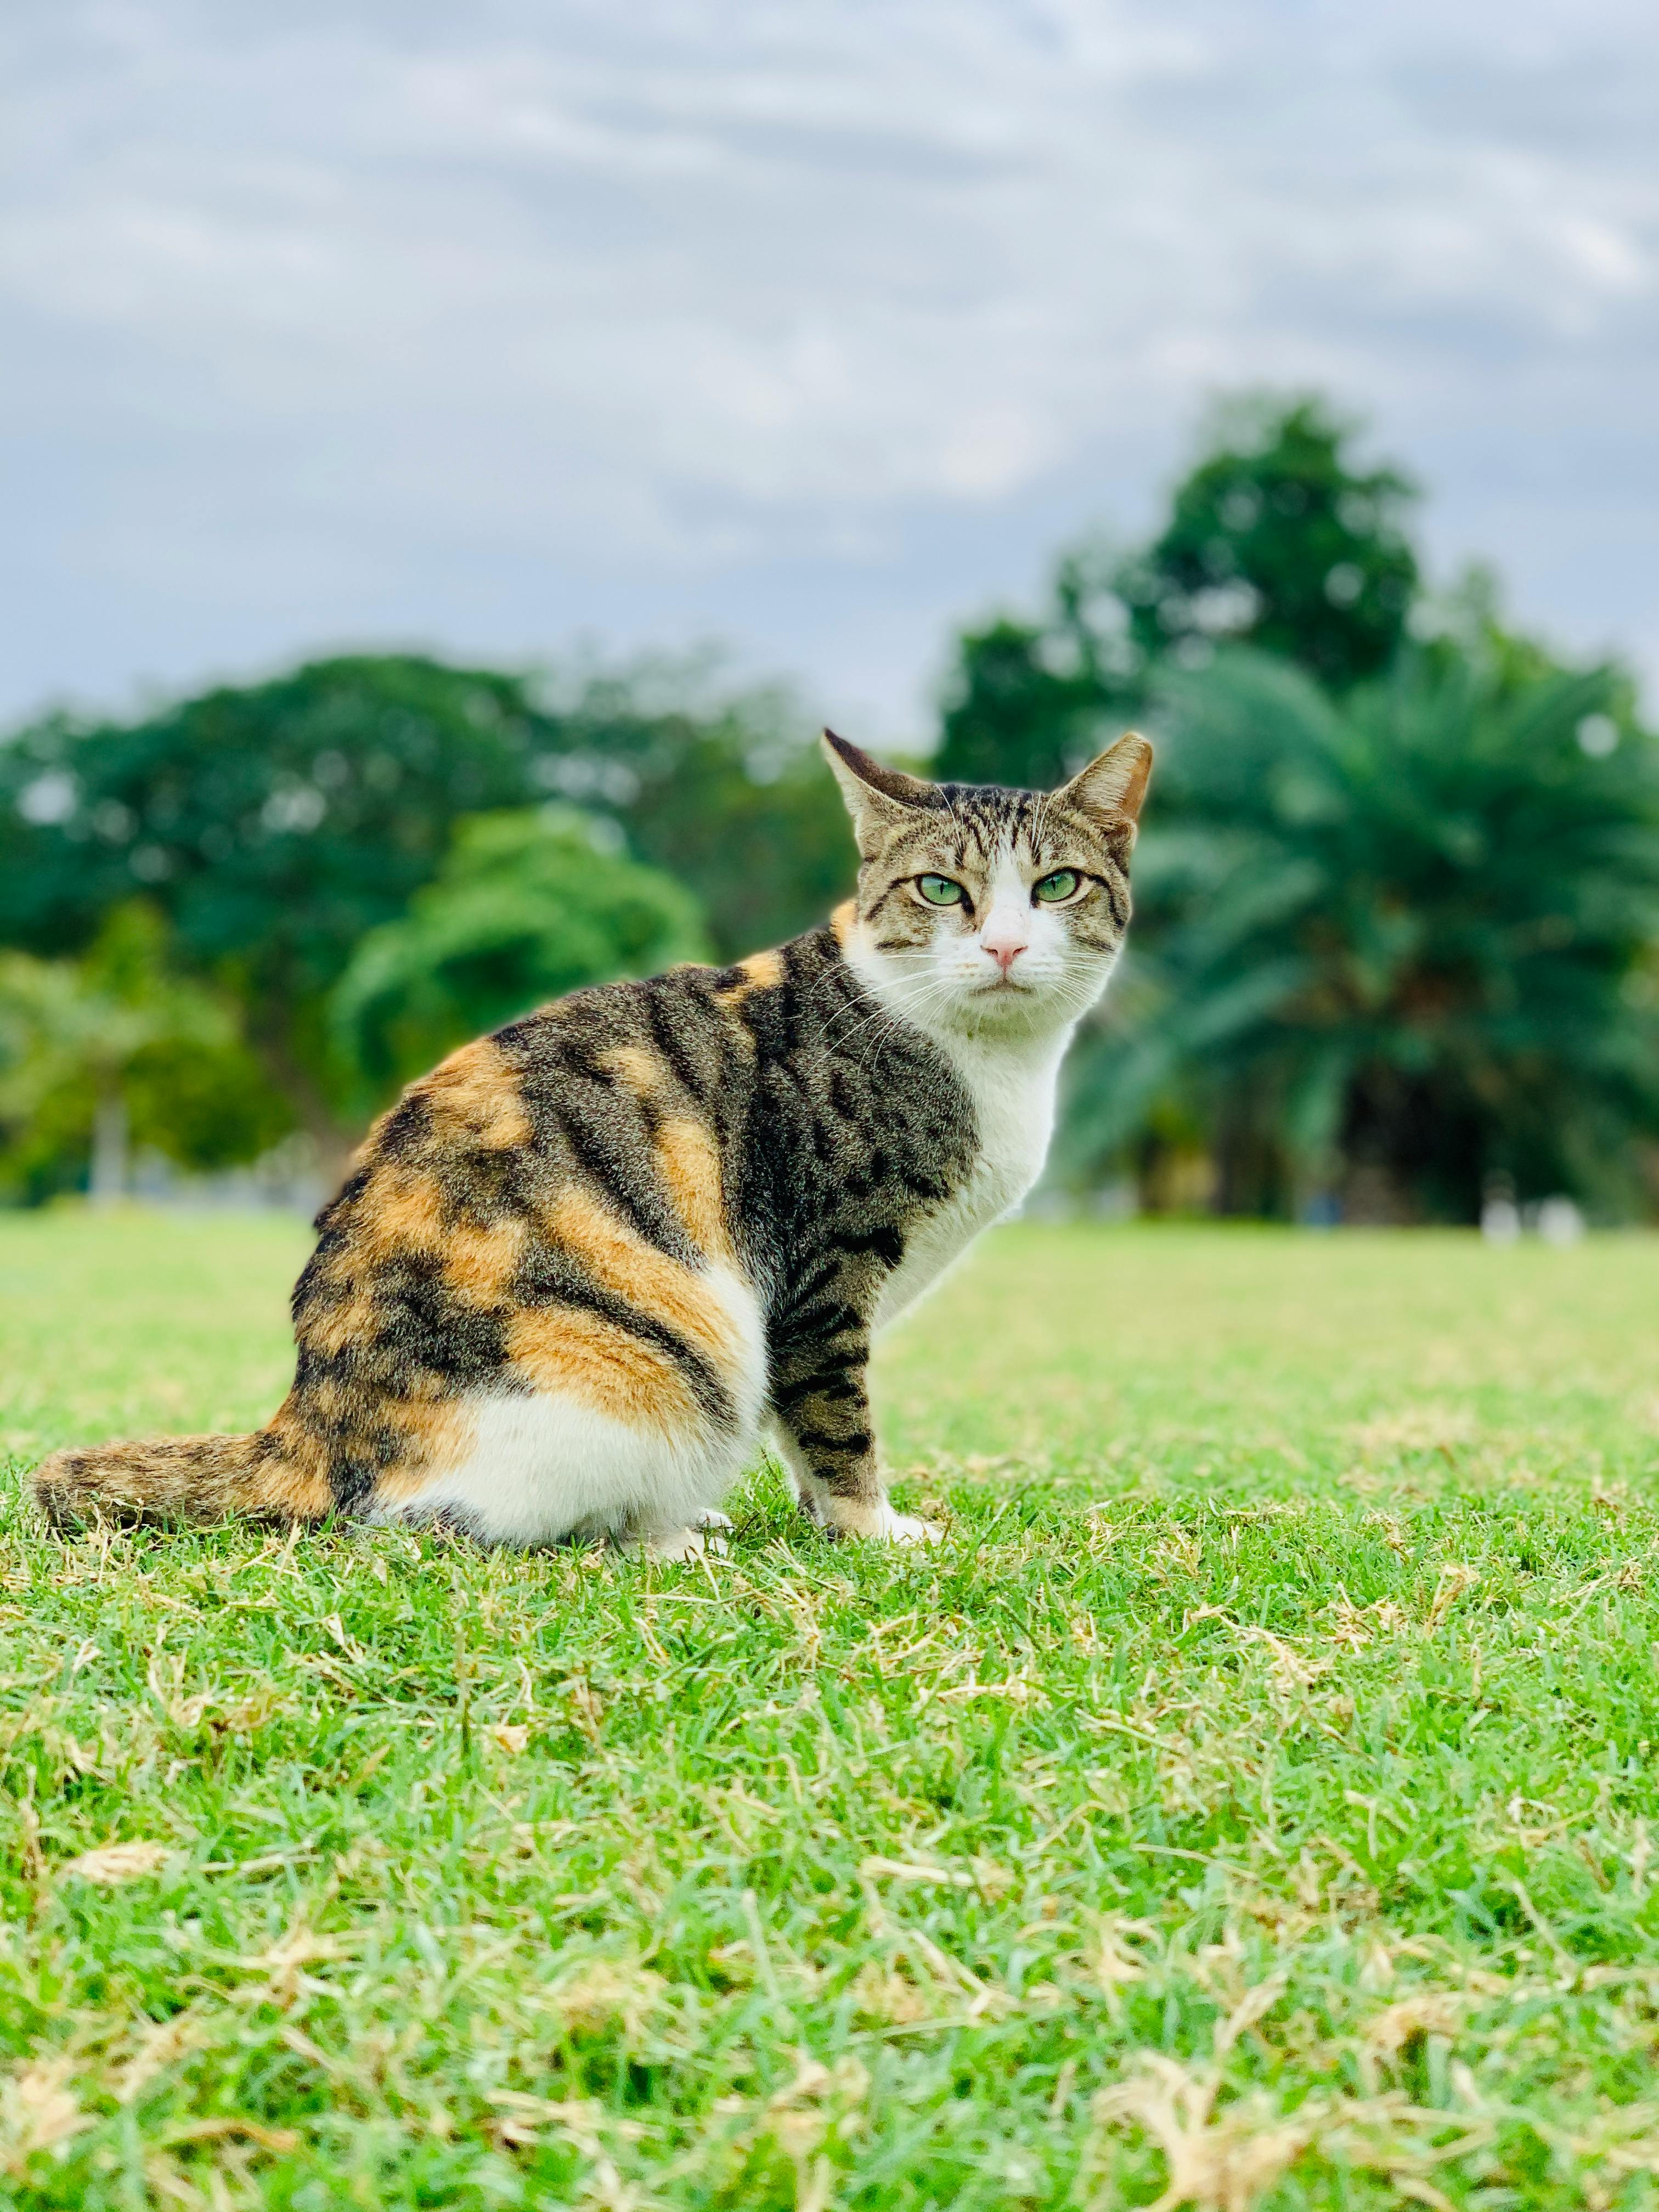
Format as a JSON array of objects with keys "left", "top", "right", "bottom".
[
  {"left": 330, "top": 809, "right": 708, "bottom": 1100},
  {"left": 531, "top": 672, "right": 851, "bottom": 961},
  {"left": 0, "top": 654, "right": 850, "bottom": 1166},
  {"left": 2, "top": 391, "right": 1655, "bottom": 1221},
  {"left": 1118, "top": 396, "right": 1419, "bottom": 689},
  {"left": 0, "top": 656, "right": 557, "bottom": 1152},
  {"left": 1066, "top": 648, "right": 1659, "bottom": 1221},
  {"left": 936, "top": 395, "right": 1419, "bottom": 790},
  {"left": 934, "top": 390, "right": 1659, "bottom": 1218},
  {"left": 936, "top": 552, "right": 1143, "bottom": 789},
  {"left": 0, "top": 905, "right": 285, "bottom": 1204}
]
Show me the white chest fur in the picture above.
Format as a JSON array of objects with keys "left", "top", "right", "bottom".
[{"left": 873, "top": 1026, "right": 1068, "bottom": 1331}]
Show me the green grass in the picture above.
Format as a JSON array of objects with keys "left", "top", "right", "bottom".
[{"left": 3, "top": 1210, "right": 1659, "bottom": 2210}]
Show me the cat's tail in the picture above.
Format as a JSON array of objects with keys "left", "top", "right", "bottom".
[{"left": 32, "top": 1427, "right": 335, "bottom": 1532}]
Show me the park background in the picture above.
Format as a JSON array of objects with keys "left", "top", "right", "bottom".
[
  {"left": 3, "top": 3, "right": 1658, "bottom": 1229},
  {"left": 4, "top": 9, "right": 1659, "bottom": 2211},
  {"left": 2, "top": 385, "right": 1657, "bottom": 1228}
]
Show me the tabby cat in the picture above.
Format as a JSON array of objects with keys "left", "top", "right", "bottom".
[{"left": 35, "top": 730, "right": 1152, "bottom": 1555}]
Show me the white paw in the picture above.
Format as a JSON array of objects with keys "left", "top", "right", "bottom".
[
  {"left": 693, "top": 1509, "right": 735, "bottom": 1533},
  {"left": 874, "top": 1504, "right": 942, "bottom": 1547},
  {"left": 644, "top": 1526, "right": 726, "bottom": 1562}
]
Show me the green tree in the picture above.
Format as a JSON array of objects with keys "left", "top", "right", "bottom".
[
  {"left": 534, "top": 670, "right": 853, "bottom": 960},
  {"left": 1064, "top": 647, "right": 1659, "bottom": 1221},
  {"left": 1117, "top": 395, "right": 1419, "bottom": 688},
  {"left": 936, "top": 394, "right": 1420, "bottom": 789},
  {"left": 330, "top": 809, "right": 708, "bottom": 1101},
  {"left": 0, "top": 905, "right": 283, "bottom": 1206},
  {"left": 0, "top": 656, "right": 558, "bottom": 1163},
  {"left": 0, "top": 654, "right": 849, "bottom": 1173},
  {"left": 936, "top": 550, "right": 1144, "bottom": 788}
]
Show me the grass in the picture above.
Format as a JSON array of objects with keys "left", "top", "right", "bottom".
[{"left": 2, "top": 1209, "right": 1659, "bottom": 2209}]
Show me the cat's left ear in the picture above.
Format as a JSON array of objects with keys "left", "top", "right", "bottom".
[
  {"left": 1056, "top": 731, "right": 1154, "bottom": 837},
  {"left": 821, "top": 730, "right": 938, "bottom": 855}
]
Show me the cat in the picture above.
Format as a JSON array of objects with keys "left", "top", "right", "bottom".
[{"left": 33, "top": 728, "right": 1152, "bottom": 1555}]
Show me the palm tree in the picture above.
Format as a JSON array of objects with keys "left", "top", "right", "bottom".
[{"left": 1066, "top": 647, "right": 1659, "bottom": 1221}]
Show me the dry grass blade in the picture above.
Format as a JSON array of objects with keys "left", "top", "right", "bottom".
[
  {"left": 1361, "top": 1993, "right": 1466, "bottom": 2061},
  {"left": 1095, "top": 2056, "right": 1311, "bottom": 2212},
  {"left": 0, "top": 2059, "right": 89, "bottom": 2174},
  {"left": 859, "top": 1855, "right": 977, "bottom": 1888},
  {"left": 60, "top": 1841, "right": 171, "bottom": 1884}
]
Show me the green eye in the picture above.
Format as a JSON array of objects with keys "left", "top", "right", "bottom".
[
  {"left": 916, "top": 874, "right": 966, "bottom": 907},
  {"left": 1034, "top": 868, "right": 1081, "bottom": 904}
]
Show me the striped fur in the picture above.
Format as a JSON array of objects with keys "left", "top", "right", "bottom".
[{"left": 33, "top": 730, "right": 1151, "bottom": 1551}]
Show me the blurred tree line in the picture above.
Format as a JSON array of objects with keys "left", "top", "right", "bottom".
[
  {"left": 0, "top": 657, "right": 853, "bottom": 1199},
  {"left": 1, "top": 392, "right": 1656, "bottom": 1222}
]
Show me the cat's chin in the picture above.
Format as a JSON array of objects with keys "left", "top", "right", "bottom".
[{"left": 938, "top": 979, "right": 1079, "bottom": 1038}]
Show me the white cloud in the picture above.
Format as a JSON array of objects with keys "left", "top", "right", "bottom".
[{"left": 0, "top": 0, "right": 1654, "bottom": 734}]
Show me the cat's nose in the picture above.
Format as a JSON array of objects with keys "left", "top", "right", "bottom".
[{"left": 980, "top": 926, "right": 1028, "bottom": 974}]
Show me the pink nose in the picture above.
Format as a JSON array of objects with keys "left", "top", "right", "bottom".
[{"left": 981, "top": 930, "right": 1027, "bottom": 975}]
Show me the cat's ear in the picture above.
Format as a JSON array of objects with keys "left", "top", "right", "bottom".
[
  {"left": 1057, "top": 731, "right": 1153, "bottom": 834},
  {"left": 821, "top": 730, "right": 937, "bottom": 853}
]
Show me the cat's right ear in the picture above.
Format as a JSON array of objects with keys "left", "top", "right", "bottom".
[
  {"left": 821, "top": 730, "right": 936, "bottom": 856},
  {"left": 1056, "top": 731, "right": 1154, "bottom": 832}
]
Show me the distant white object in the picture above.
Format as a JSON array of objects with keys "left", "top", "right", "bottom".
[
  {"left": 1480, "top": 1198, "right": 1521, "bottom": 1245},
  {"left": 1577, "top": 714, "right": 1620, "bottom": 758},
  {"left": 1536, "top": 1196, "right": 1585, "bottom": 1246}
]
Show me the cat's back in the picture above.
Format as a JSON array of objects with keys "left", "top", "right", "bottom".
[
  {"left": 298, "top": 924, "right": 975, "bottom": 1345},
  {"left": 308, "top": 950, "right": 792, "bottom": 1298}
]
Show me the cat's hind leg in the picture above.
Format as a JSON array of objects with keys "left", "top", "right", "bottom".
[{"left": 364, "top": 1389, "right": 754, "bottom": 1550}]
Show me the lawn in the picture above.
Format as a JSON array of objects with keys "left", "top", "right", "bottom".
[{"left": 2, "top": 1210, "right": 1659, "bottom": 2210}]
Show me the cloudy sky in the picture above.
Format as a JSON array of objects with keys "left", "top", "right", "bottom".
[{"left": 2, "top": 0, "right": 1655, "bottom": 741}]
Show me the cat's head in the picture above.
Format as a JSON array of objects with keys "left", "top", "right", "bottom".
[{"left": 823, "top": 729, "right": 1153, "bottom": 1041}]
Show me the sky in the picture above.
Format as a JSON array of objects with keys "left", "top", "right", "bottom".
[{"left": 2, "top": 0, "right": 1655, "bottom": 744}]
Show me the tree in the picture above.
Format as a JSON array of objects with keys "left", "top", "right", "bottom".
[
  {"left": 935, "top": 394, "right": 1421, "bottom": 790},
  {"left": 0, "top": 656, "right": 560, "bottom": 1164},
  {"left": 1063, "top": 647, "right": 1659, "bottom": 1221},
  {"left": 330, "top": 809, "right": 708, "bottom": 1101},
  {"left": 1116, "top": 396, "right": 1419, "bottom": 689},
  {"left": 936, "top": 550, "right": 1145, "bottom": 788},
  {"left": 0, "top": 654, "right": 851, "bottom": 1175},
  {"left": 0, "top": 905, "right": 283, "bottom": 1206},
  {"left": 533, "top": 669, "right": 854, "bottom": 961}
]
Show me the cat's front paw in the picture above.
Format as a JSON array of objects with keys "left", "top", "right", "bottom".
[{"left": 873, "top": 1502, "right": 942, "bottom": 1547}]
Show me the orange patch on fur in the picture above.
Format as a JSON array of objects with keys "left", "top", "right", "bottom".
[
  {"left": 738, "top": 947, "right": 785, "bottom": 988},
  {"left": 446, "top": 1214, "right": 530, "bottom": 1303},
  {"left": 829, "top": 899, "right": 857, "bottom": 945},
  {"left": 716, "top": 945, "right": 786, "bottom": 1004},
  {"left": 605, "top": 1043, "right": 667, "bottom": 1096},
  {"left": 365, "top": 1402, "right": 475, "bottom": 1506},
  {"left": 351, "top": 1168, "right": 448, "bottom": 1261},
  {"left": 264, "top": 1398, "right": 331, "bottom": 1478},
  {"left": 326, "top": 1167, "right": 527, "bottom": 1308},
  {"left": 506, "top": 1305, "right": 696, "bottom": 1435},
  {"left": 302, "top": 1280, "right": 383, "bottom": 1358},
  {"left": 264, "top": 1379, "right": 469, "bottom": 1514},
  {"left": 418, "top": 1039, "right": 532, "bottom": 1149},
  {"left": 657, "top": 1116, "right": 731, "bottom": 1260},
  {"left": 244, "top": 1443, "right": 338, "bottom": 1521},
  {"left": 545, "top": 1188, "right": 738, "bottom": 1368}
]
